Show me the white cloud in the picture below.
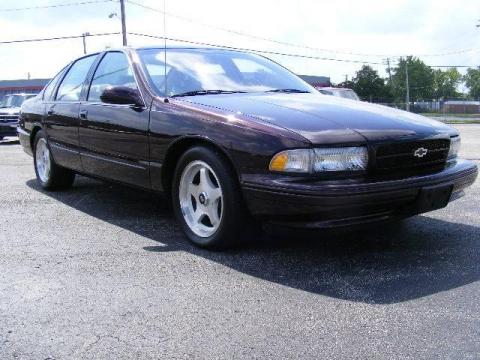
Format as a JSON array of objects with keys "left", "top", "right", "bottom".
[{"left": 0, "top": 0, "right": 478, "bottom": 82}]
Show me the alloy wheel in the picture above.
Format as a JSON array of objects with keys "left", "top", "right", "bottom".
[
  {"left": 35, "top": 138, "right": 51, "bottom": 183},
  {"left": 179, "top": 160, "right": 223, "bottom": 237}
]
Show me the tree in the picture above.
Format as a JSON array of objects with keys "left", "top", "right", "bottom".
[
  {"left": 336, "top": 79, "right": 355, "bottom": 90},
  {"left": 433, "top": 68, "right": 462, "bottom": 99},
  {"left": 464, "top": 68, "right": 480, "bottom": 99},
  {"left": 347, "top": 65, "right": 392, "bottom": 102},
  {"left": 390, "top": 57, "right": 435, "bottom": 102}
]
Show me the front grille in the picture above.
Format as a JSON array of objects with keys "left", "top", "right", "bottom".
[
  {"left": 0, "top": 114, "right": 19, "bottom": 123},
  {"left": 374, "top": 139, "right": 450, "bottom": 176}
]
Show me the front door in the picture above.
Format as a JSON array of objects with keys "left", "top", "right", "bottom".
[{"left": 79, "top": 51, "right": 150, "bottom": 189}]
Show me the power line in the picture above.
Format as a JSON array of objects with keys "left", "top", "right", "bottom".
[
  {"left": 0, "top": 30, "right": 476, "bottom": 68},
  {"left": 429, "top": 65, "right": 474, "bottom": 68},
  {"left": 1, "top": 0, "right": 477, "bottom": 60},
  {"left": 129, "top": 32, "right": 478, "bottom": 68},
  {"left": 388, "top": 58, "right": 474, "bottom": 68},
  {"left": 0, "top": 32, "right": 120, "bottom": 45},
  {"left": 126, "top": 0, "right": 389, "bottom": 58},
  {"left": 127, "top": 32, "right": 385, "bottom": 65},
  {"left": 125, "top": 0, "right": 480, "bottom": 59},
  {"left": 0, "top": 0, "right": 114, "bottom": 12}
]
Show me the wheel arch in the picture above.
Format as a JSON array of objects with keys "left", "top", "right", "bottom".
[
  {"left": 30, "top": 124, "right": 43, "bottom": 150},
  {"left": 161, "top": 136, "right": 240, "bottom": 198}
]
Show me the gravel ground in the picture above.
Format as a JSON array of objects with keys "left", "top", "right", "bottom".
[{"left": 0, "top": 125, "right": 479, "bottom": 359}]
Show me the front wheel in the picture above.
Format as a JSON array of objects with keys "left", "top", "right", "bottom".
[
  {"left": 172, "top": 146, "right": 248, "bottom": 249},
  {"left": 33, "top": 130, "right": 75, "bottom": 190}
]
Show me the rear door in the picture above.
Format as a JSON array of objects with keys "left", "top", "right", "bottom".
[
  {"left": 44, "top": 55, "right": 97, "bottom": 171},
  {"left": 79, "top": 51, "right": 150, "bottom": 188}
]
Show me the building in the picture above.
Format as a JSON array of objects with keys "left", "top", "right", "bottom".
[
  {"left": 298, "top": 75, "right": 331, "bottom": 88},
  {"left": 0, "top": 79, "right": 50, "bottom": 100},
  {"left": 443, "top": 100, "right": 480, "bottom": 114}
]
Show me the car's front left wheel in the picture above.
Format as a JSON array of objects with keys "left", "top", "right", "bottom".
[
  {"left": 33, "top": 130, "right": 75, "bottom": 190},
  {"left": 172, "top": 146, "right": 249, "bottom": 249}
]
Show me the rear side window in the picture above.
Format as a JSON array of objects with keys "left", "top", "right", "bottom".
[
  {"left": 88, "top": 52, "right": 137, "bottom": 102},
  {"left": 56, "top": 55, "right": 96, "bottom": 101},
  {"left": 43, "top": 67, "right": 67, "bottom": 101}
]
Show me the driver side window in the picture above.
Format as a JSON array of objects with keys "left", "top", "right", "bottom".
[{"left": 88, "top": 52, "right": 137, "bottom": 102}]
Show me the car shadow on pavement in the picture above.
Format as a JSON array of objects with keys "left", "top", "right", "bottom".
[
  {"left": 0, "top": 138, "right": 20, "bottom": 145},
  {"left": 27, "top": 176, "right": 480, "bottom": 305}
]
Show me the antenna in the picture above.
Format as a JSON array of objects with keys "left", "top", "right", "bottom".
[{"left": 163, "top": 0, "right": 168, "bottom": 101}]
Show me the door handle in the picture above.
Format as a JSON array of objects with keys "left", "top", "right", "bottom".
[{"left": 79, "top": 110, "right": 88, "bottom": 119}]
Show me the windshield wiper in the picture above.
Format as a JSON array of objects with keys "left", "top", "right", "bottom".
[
  {"left": 172, "top": 90, "right": 247, "bottom": 97},
  {"left": 265, "top": 89, "right": 310, "bottom": 93}
]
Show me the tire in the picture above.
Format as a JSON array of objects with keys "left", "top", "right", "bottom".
[
  {"left": 172, "top": 146, "right": 248, "bottom": 249},
  {"left": 33, "top": 130, "right": 75, "bottom": 190}
]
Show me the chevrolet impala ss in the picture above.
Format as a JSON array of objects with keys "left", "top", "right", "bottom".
[{"left": 18, "top": 47, "right": 478, "bottom": 248}]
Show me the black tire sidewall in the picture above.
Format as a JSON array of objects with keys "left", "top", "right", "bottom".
[{"left": 172, "top": 146, "right": 245, "bottom": 248}]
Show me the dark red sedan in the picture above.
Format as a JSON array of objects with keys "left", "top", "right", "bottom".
[{"left": 18, "top": 47, "right": 478, "bottom": 248}]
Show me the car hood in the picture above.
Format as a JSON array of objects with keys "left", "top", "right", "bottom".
[
  {"left": 0, "top": 107, "right": 20, "bottom": 115},
  {"left": 179, "top": 93, "right": 456, "bottom": 144}
]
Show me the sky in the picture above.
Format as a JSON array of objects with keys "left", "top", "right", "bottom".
[{"left": 0, "top": 0, "right": 479, "bottom": 84}]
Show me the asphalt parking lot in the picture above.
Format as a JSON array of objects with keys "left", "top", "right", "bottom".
[{"left": 1, "top": 125, "right": 479, "bottom": 359}]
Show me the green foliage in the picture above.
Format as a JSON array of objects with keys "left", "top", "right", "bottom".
[
  {"left": 463, "top": 68, "right": 480, "bottom": 99},
  {"left": 433, "top": 68, "right": 462, "bottom": 99},
  {"left": 333, "top": 57, "right": 468, "bottom": 104},
  {"left": 390, "top": 57, "right": 435, "bottom": 102},
  {"left": 349, "top": 65, "right": 392, "bottom": 102}
]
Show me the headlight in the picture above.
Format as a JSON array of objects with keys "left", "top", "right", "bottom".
[
  {"left": 269, "top": 147, "right": 368, "bottom": 173},
  {"left": 313, "top": 147, "right": 368, "bottom": 171},
  {"left": 448, "top": 137, "right": 460, "bottom": 159}
]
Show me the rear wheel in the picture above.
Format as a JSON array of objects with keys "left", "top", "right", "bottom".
[
  {"left": 33, "top": 130, "right": 75, "bottom": 190},
  {"left": 172, "top": 146, "right": 248, "bottom": 249}
]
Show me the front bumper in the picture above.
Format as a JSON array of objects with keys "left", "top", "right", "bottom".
[
  {"left": 17, "top": 127, "right": 33, "bottom": 155},
  {"left": 0, "top": 122, "right": 19, "bottom": 137},
  {"left": 241, "top": 159, "right": 478, "bottom": 228}
]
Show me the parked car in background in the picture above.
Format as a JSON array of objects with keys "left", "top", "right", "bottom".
[
  {"left": 0, "top": 93, "right": 36, "bottom": 140},
  {"left": 317, "top": 87, "right": 360, "bottom": 101},
  {"left": 18, "top": 47, "right": 478, "bottom": 249}
]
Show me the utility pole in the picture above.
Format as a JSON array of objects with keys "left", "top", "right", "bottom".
[
  {"left": 81, "top": 32, "right": 90, "bottom": 54},
  {"left": 386, "top": 58, "right": 393, "bottom": 85},
  {"left": 119, "top": 0, "right": 127, "bottom": 46},
  {"left": 405, "top": 61, "right": 410, "bottom": 112}
]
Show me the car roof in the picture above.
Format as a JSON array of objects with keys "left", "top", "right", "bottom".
[{"left": 100, "top": 46, "right": 246, "bottom": 53}]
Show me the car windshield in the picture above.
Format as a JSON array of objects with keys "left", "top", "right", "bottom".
[
  {"left": 138, "top": 48, "right": 314, "bottom": 97},
  {"left": 0, "top": 94, "right": 34, "bottom": 108}
]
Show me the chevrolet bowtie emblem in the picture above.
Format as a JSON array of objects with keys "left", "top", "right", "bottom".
[{"left": 413, "top": 147, "right": 428, "bottom": 158}]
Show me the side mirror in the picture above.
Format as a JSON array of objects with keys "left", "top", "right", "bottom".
[{"left": 100, "top": 86, "right": 143, "bottom": 107}]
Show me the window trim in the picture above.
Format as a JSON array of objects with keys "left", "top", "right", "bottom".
[
  {"left": 54, "top": 53, "right": 99, "bottom": 102},
  {"left": 85, "top": 50, "right": 145, "bottom": 107}
]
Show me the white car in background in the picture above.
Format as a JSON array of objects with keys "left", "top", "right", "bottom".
[{"left": 317, "top": 87, "right": 360, "bottom": 101}]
